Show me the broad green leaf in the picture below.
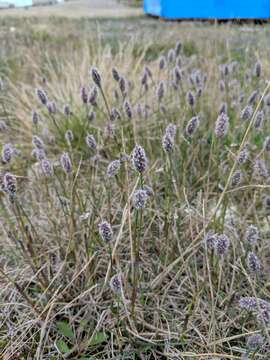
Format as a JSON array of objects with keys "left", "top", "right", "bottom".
[
  {"left": 55, "top": 339, "right": 70, "bottom": 354},
  {"left": 56, "top": 321, "right": 75, "bottom": 341},
  {"left": 88, "top": 331, "right": 108, "bottom": 347}
]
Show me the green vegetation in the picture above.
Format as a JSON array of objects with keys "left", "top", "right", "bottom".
[{"left": 1, "top": 17, "right": 270, "bottom": 359}]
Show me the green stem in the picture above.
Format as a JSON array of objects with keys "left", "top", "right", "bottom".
[{"left": 131, "top": 174, "right": 144, "bottom": 323}]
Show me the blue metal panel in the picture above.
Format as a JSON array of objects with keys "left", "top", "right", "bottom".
[
  {"left": 162, "top": 0, "right": 215, "bottom": 18},
  {"left": 143, "top": 0, "right": 161, "bottom": 16},
  {"left": 144, "top": 0, "right": 270, "bottom": 19}
]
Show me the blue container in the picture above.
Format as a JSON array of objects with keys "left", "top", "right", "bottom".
[{"left": 144, "top": 0, "right": 270, "bottom": 19}]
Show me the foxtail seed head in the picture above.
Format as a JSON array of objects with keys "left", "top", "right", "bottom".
[{"left": 131, "top": 144, "right": 147, "bottom": 173}]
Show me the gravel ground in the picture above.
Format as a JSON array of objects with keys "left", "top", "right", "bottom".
[{"left": 0, "top": 0, "right": 143, "bottom": 17}]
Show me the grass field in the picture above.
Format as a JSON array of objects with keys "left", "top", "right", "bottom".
[
  {"left": 0, "top": 0, "right": 142, "bottom": 18},
  {"left": 1, "top": 15, "right": 270, "bottom": 359}
]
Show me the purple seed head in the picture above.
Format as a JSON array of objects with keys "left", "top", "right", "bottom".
[
  {"left": 174, "top": 66, "right": 182, "bottom": 84},
  {"left": 239, "top": 297, "right": 258, "bottom": 311},
  {"left": 32, "top": 110, "right": 39, "bottom": 125},
  {"left": 246, "top": 334, "right": 264, "bottom": 350},
  {"left": 237, "top": 144, "right": 249, "bottom": 164},
  {"left": 141, "top": 70, "right": 148, "bottom": 86},
  {"left": 88, "top": 85, "right": 98, "bottom": 106},
  {"left": 3, "top": 172, "right": 17, "bottom": 196},
  {"left": 98, "top": 219, "right": 113, "bottom": 242},
  {"left": 143, "top": 185, "right": 154, "bottom": 197},
  {"left": 145, "top": 65, "right": 152, "bottom": 78},
  {"left": 110, "top": 107, "right": 121, "bottom": 121},
  {"left": 186, "top": 90, "right": 195, "bottom": 107},
  {"left": 231, "top": 169, "right": 242, "bottom": 187},
  {"left": 254, "top": 110, "right": 264, "bottom": 129},
  {"left": 159, "top": 56, "right": 166, "bottom": 70},
  {"left": 241, "top": 353, "right": 249, "bottom": 360},
  {"left": 185, "top": 116, "right": 200, "bottom": 137},
  {"left": 253, "top": 159, "right": 268, "bottom": 179},
  {"left": 132, "top": 189, "right": 148, "bottom": 209},
  {"left": 196, "top": 72, "right": 203, "bottom": 86},
  {"left": 265, "top": 93, "right": 270, "bottom": 106},
  {"left": 63, "top": 104, "right": 71, "bottom": 116},
  {"left": 165, "top": 123, "right": 177, "bottom": 138},
  {"left": 35, "top": 88, "right": 47, "bottom": 105},
  {"left": 257, "top": 308, "right": 270, "bottom": 325},
  {"left": 204, "top": 230, "right": 217, "bottom": 249},
  {"left": 247, "top": 252, "right": 261, "bottom": 273},
  {"left": 175, "top": 41, "right": 182, "bottom": 55},
  {"left": 168, "top": 48, "right": 176, "bottom": 63},
  {"left": 107, "top": 159, "right": 121, "bottom": 178},
  {"left": 112, "top": 67, "right": 120, "bottom": 82},
  {"left": 248, "top": 90, "right": 258, "bottom": 105},
  {"left": 32, "top": 135, "right": 44, "bottom": 150},
  {"left": 119, "top": 76, "right": 127, "bottom": 96},
  {"left": 109, "top": 274, "right": 122, "bottom": 294},
  {"left": 239, "top": 297, "right": 270, "bottom": 312},
  {"left": 162, "top": 132, "right": 174, "bottom": 152},
  {"left": 241, "top": 105, "right": 253, "bottom": 121},
  {"left": 245, "top": 225, "right": 259, "bottom": 244},
  {"left": 104, "top": 122, "right": 114, "bottom": 137},
  {"left": 264, "top": 196, "right": 270, "bottom": 208},
  {"left": 123, "top": 100, "right": 132, "bottom": 119},
  {"left": 91, "top": 67, "right": 101, "bottom": 86},
  {"left": 157, "top": 81, "right": 165, "bottom": 101},
  {"left": 65, "top": 130, "right": 74, "bottom": 144},
  {"left": 85, "top": 133, "right": 97, "bottom": 150},
  {"left": 215, "top": 234, "right": 230, "bottom": 256},
  {"left": 41, "top": 75, "right": 47, "bottom": 84},
  {"left": 254, "top": 61, "right": 262, "bottom": 77},
  {"left": 219, "top": 102, "right": 227, "bottom": 115},
  {"left": 218, "top": 79, "right": 225, "bottom": 91},
  {"left": 196, "top": 87, "right": 202, "bottom": 97},
  {"left": 131, "top": 144, "right": 147, "bottom": 173},
  {"left": 1, "top": 143, "right": 13, "bottom": 163},
  {"left": 215, "top": 112, "right": 229, "bottom": 138},
  {"left": 31, "top": 148, "right": 46, "bottom": 161},
  {"left": 60, "top": 152, "right": 72, "bottom": 174},
  {"left": 40, "top": 158, "right": 54, "bottom": 177},
  {"left": 47, "top": 101, "right": 56, "bottom": 114},
  {"left": 80, "top": 86, "right": 88, "bottom": 104},
  {"left": 221, "top": 63, "right": 229, "bottom": 77},
  {"left": 263, "top": 136, "right": 270, "bottom": 151}
]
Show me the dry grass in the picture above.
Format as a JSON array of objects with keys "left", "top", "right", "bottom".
[
  {"left": 0, "top": 0, "right": 142, "bottom": 18},
  {"left": 1, "top": 18, "right": 270, "bottom": 359}
]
